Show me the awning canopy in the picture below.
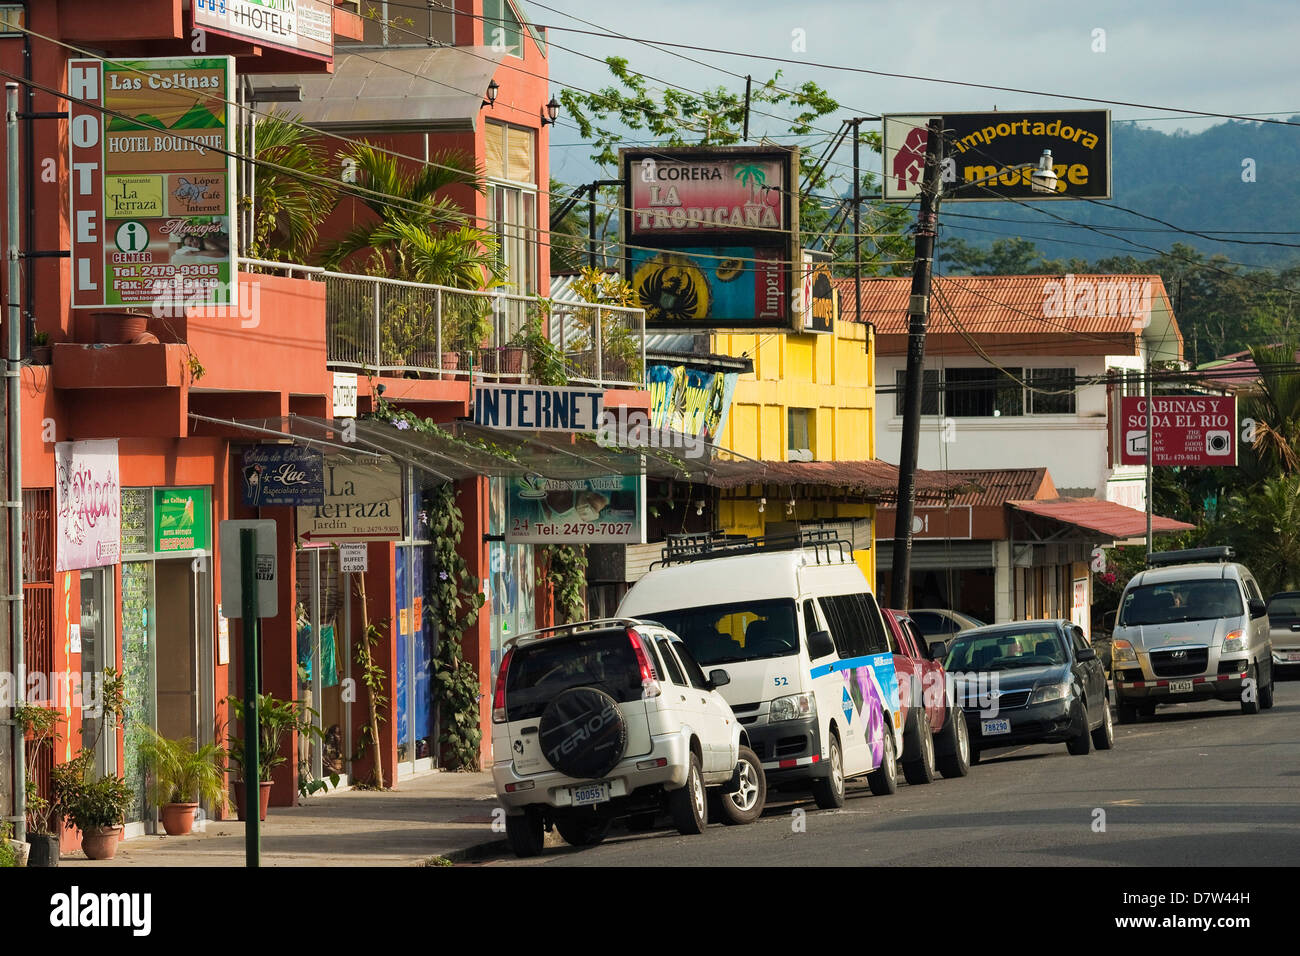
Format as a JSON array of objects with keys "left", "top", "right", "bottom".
[
  {"left": 1009, "top": 498, "right": 1195, "bottom": 540},
  {"left": 251, "top": 46, "right": 504, "bottom": 133},
  {"left": 189, "top": 414, "right": 765, "bottom": 483},
  {"left": 702, "top": 459, "right": 973, "bottom": 503}
]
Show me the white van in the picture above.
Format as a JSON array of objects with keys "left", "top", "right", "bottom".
[{"left": 617, "top": 530, "right": 904, "bottom": 808}]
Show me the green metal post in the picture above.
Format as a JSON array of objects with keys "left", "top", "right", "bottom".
[{"left": 240, "top": 529, "right": 261, "bottom": 867}]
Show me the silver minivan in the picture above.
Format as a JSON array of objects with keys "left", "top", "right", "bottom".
[{"left": 1110, "top": 547, "right": 1275, "bottom": 722}]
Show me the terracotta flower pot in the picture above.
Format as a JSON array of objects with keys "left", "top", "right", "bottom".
[
  {"left": 441, "top": 351, "right": 460, "bottom": 371},
  {"left": 80, "top": 826, "right": 122, "bottom": 861},
  {"left": 30, "top": 345, "right": 52, "bottom": 365},
  {"left": 232, "top": 781, "right": 273, "bottom": 822},
  {"left": 160, "top": 802, "right": 199, "bottom": 836},
  {"left": 93, "top": 311, "right": 160, "bottom": 345},
  {"left": 26, "top": 833, "right": 60, "bottom": 867}
]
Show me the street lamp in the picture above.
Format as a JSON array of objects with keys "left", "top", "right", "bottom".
[{"left": 1030, "top": 149, "right": 1058, "bottom": 194}]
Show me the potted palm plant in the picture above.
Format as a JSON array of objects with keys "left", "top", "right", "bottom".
[
  {"left": 138, "top": 728, "right": 227, "bottom": 836},
  {"left": 30, "top": 330, "right": 52, "bottom": 365},
  {"left": 226, "top": 693, "right": 310, "bottom": 821}
]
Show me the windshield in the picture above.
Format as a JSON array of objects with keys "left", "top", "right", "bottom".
[
  {"left": 1120, "top": 580, "right": 1244, "bottom": 626},
  {"left": 945, "top": 629, "right": 1067, "bottom": 672},
  {"left": 643, "top": 599, "right": 800, "bottom": 667},
  {"left": 1267, "top": 592, "right": 1300, "bottom": 623}
]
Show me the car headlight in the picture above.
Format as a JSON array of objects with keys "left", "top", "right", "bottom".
[
  {"left": 769, "top": 693, "right": 817, "bottom": 722},
  {"left": 1222, "top": 630, "right": 1246, "bottom": 653},
  {"left": 1030, "top": 682, "right": 1070, "bottom": 705},
  {"left": 1111, "top": 639, "right": 1138, "bottom": 665}
]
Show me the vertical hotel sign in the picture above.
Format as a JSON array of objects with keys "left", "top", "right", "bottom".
[{"left": 68, "top": 56, "right": 236, "bottom": 310}]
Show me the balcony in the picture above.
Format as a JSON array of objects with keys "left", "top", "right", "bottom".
[{"left": 241, "top": 261, "right": 646, "bottom": 389}]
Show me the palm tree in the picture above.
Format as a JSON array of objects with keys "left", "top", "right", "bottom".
[
  {"left": 1243, "top": 340, "right": 1300, "bottom": 475},
  {"left": 321, "top": 142, "right": 497, "bottom": 287},
  {"left": 242, "top": 111, "right": 337, "bottom": 263},
  {"left": 1216, "top": 474, "right": 1300, "bottom": 593}
]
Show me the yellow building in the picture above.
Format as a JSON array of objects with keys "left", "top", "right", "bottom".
[{"left": 709, "top": 317, "right": 879, "bottom": 583}]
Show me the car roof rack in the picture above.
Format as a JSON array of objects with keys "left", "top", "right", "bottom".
[
  {"left": 1145, "top": 546, "right": 1236, "bottom": 568},
  {"left": 653, "top": 528, "right": 852, "bottom": 568},
  {"left": 506, "top": 617, "right": 649, "bottom": 650}
]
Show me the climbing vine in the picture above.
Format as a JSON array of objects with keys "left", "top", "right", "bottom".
[
  {"left": 543, "top": 544, "right": 588, "bottom": 624},
  {"left": 428, "top": 481, "right": 486, "bottom": 771}
]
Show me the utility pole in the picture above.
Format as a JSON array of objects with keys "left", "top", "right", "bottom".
[
  {"left": 851, "top": 118, "right": 862, "bottom": 345},
  {"left": 1145, "top": 346, "right": 1154, "bottom": 555},
  {"left": 889, "top": 119, "right": 944, "bottom": 611}
]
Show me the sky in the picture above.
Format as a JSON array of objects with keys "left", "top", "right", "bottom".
[{"left": 529, "top": 0, "right": 1300, "bottom": 187}]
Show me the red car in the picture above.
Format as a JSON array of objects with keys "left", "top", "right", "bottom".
[{"left": 884, "top": 609, "right": 972, "bottom": 782}]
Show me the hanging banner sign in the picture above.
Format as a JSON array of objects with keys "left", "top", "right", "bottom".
[
  {"left": 473, "top": 384, "right": 606, "bottom": 432},
  {"left": 194, "top": 0, "right": 335, "bottom": 63},
  {"left": 242, "top": 445, "right": 325, "bottom": 507},
  {"left": 799, "top": 254, "right": 837, "bottom": 333},
  {"left": 506, "top": 475, "right": 645, "bottom": 544},
  {"left": 296, "top": 456, "right": 402, "bottom": 544},
  {"left": 882, "top": 110, "right": 1112, "bottom": 202},
  {"left": 68, "top": 56, "right": 236, "bottom": 310},
  {"left": 55, "top": 440, "right": 121, "bottom": 572},
  {"left": 153, "top": 487, "right": 212, "bottom": 552},
  {"left": 646, "top": 364, "right": 738, "bottom": 443},
  {"left": 1118, "top": 395, "right": 1238, "bottom": 466}
]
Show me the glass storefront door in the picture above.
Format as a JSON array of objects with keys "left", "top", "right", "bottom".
[
  {"left": 80, "top": 568, "right": 116, "bottom": 778},
  {"left": 295, "top": 546, "right": 350, "bottom": 786}
]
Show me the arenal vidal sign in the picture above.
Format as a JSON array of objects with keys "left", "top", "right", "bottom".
[
  {"left": 1119, "top": 395, "right": 1238, "bottom": 466},
  {"left": 882, "top": 110, "right": 1111, "bottom": 202},
  {"left": 474, "top": 385, "right": 606, "bottom": 432}
]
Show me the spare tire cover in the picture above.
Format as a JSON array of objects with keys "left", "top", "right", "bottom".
[{"left": 538, "top": 687, "right": 629, "bottom": 779}]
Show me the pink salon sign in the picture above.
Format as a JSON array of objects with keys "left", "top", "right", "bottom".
[{"left": 55, "top": 439, "right": 121, "bottom": 572}]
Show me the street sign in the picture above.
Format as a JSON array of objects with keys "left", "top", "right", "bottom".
[
  {"left": 296, "top": 457, "right": 402, "bottom": 544},
  {"left": 219, "top": 520, "right": 278, "bottom": 618},
  {"left": 332, "top": 372, "right": 358, "bottom": 419},
  {"left": 1118, "top": 395, "right": 1238, "bottom": 466}
]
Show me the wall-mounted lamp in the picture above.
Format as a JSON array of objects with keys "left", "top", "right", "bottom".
[
  {"left": 757, "top": 497, "right": 766, "bottom": 514},
  {"left": 541, "top": 95, "right": 560, "bottom": 126},
  {"left": 695, "top": 501, "right": 705, "bottom": 516},
  {"left": 482, "top": 79, "right": 499, "bottom": 110},
  {"left": 786, "top": 499, "right": 795, "bottom": 516}
]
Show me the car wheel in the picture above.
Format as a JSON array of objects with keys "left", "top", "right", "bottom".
[
  {"left": 1091, "top": 695, "right": 1115, "bottom": 750},
  {"left": 668, "top": 753, "right": 707, "bottom": 835},
  {"left": 505, "top": 808, "right": 545, "bottom": 858},
  {"left": 1260, "top": 667, "right": 1275, "bottom": 710},
  {"left": 1241, "top": 664, "right": 1261, "bottom": 715},
  {"left": 1117, "top": 700, "right": 1139, "bottom": 725},
  {"left": 969, "top": 743, "right": 981, "bottom": 766},
  {"left": 812, "top": 733, "right": 846, "bottom": 809},
  {"left": 1066, "top": 700, "right": 1092, "bottom": 755},
  {"left": 937, "top": 708, "right": 971, "bottom": 778},
  {"left": 554, "top": 811, "right": 609, "bottom": 847},
  {"left": 718, "top": 746, "right": 766, "bottom": 825},
  {"left": 902, "top": 709, "right": 936, "bottom": 785},
  {"left": 625, "top": 812, "right": 657, "bottom": 832},
  {"left": 867, "top": 719, "right": 899, "bottom": 796}
]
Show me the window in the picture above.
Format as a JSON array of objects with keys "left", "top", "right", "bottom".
[
  {"left": 1119, "top": 581, "right": 1245, "bottom": 627},
  {"left": 482, "top": 0, "right": 524, "bottom": 58},
  {"left": 485, "top": 123, "right": 538, "bottom": 309},
  {"left": 504, "top": 630, "right": 645, "bottom": 721},
  {"left": 642, "top": 599, "right": 800, "bottom": 667},
  {"left": 818, "top": 595, "right": 871, "bottom": 659},
  {"left": 351, "top": 1, "right": 454, "bottom": 47},
  {"left": 673, "top": 641, "right": 712, "bottom": 689},
  {"left": 802, "top": 600, "right": 820, "bottom": 640},
  {"left": 1028, "top": 367, "right": 1076, "bottom": 414},
  {"left": 788, "top": 408, "right": 814, "bottom": 461},
  {"left": 863, "top": 592, "right": 892, "bottom": 654},
  {"left": 895, "top": 369, "right": 940, "bottom": 416},
  {"left": 485, "top": 122, "right": 536, "bottom": 185},
  {"left": 944, "top": 367, "right": 1023, "bottom": 417},
  {"left": 654, "top": 637, "right": 686, "bottom": 685}
]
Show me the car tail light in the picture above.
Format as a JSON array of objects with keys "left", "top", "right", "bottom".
[
  {"left": 636, "top": 758, "right": 667, "bottom": 770},
  {"left": 504, "top": 780, "right": 535, "bottom": 793},
  {"left": 627, "top": 628, "right": 661, "bottom": 699},
  {"left": 492, "top": 647, "right": 514, "bottom": 723}
]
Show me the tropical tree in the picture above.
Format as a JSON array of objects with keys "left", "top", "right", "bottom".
[
  {"left": 1241, "top": 340, "right": 1300, "bottom": 476},
  {"left": 1212, "top": 474, "right": 1300, "bottom": 594},
  {"left": 241, "top": 111, "right": 337, "bottom": 262},
  {"left": 321, "top": 142, "right": 497, "bottom": 288}
]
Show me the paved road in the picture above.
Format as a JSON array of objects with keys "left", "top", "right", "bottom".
[{"left": 485, "top": 675, "right": 1300, "bottom": 867}]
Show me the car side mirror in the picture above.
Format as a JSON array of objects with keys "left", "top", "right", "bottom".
[
  {"left": 807, "top": 629, "right": 835, "bottom": 661},
  {"left": 1077, "top": 647, "right": 1097, "bottom": 662},
  {"left": 1249, "top": 599, "right": 1267, "bottom": 619},
  {"left": 929, "top": 640, "right": 948, "bottom": 661},
  {"left": 708, "top": 669, "right": 730, "bottom": 689}
]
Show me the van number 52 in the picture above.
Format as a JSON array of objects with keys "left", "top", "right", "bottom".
[{"left": 773, "top": 677, "right": 789, "bottom": 687}]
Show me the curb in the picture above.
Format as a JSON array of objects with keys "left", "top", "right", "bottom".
[{"left": 438, "top": 825, "right": 567, "bottom": 864}]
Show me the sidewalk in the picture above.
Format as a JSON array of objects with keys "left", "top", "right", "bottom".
[{"left": 61, "top": 770, "right": 510, "bottom": 867}]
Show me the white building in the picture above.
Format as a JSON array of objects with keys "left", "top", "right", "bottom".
[{"left": 841, "top": 273, "right": 1184, "bottom": 510}]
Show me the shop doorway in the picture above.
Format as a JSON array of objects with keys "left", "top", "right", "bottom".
[
  {"left": 79, "top": 567, "right": 116, "bottom": 778},
  {"left": 295, "top": 546, "right": 350, "bottom": 787}
]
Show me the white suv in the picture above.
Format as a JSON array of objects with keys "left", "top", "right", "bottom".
[{"left": 491, "top": 618, "right": 766, "bottom": 858}]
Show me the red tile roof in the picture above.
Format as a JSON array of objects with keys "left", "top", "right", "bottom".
[
  {"left": 1009, "top": 497, "right": 1194, "bottom": 539},
  {"left": 706, "top": 459, "right": 971, "bottom": 501},
  {"left": 834, "top": 273, "right": 1175, "bottom": 338},
  {"left": 945, "top": 468, "right": 1055, "bottom": 506}
]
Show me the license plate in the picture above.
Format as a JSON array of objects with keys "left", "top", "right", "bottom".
[
  {"left": 571, "top": 783, "right": 610, "bottom": 806},
  {"left": 981, "top": 718, "right": 1011, "bottom": 736},
  {"left": 1169, "top": 679, "right": 1194, "bottom": 694},
  {"left": 1285, "top": 650, "right": 1300, "bottom": 662}
]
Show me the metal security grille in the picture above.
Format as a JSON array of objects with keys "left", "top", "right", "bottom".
[{"left": 22, "top": 488, "right": 54, "bottom": 677}]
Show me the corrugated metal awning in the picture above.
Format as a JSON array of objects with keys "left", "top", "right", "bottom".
[{"left": 251, "top": 46, "right": 505, "bottom": 133}]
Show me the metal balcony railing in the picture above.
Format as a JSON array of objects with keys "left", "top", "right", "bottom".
[{"left": 238, "top": 259, "right": 646, "bottom": 388}]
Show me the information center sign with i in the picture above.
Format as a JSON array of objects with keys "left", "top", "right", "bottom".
[{"left": 68, "top": 56, "right": 236, "bottom": 310}]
